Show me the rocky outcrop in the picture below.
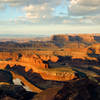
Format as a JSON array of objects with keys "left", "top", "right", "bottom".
[
  {"left": 39, "top": 55, "right": 59, "bottom": 62},
  {"left": 19, "top": 55, "right": 48, "bottom": 69},
  {"left": 39, "top": 67, "right": 76, "bottom": 81},
  {"left": 40, "top": 72, "right": 75, "bottom": 81}
]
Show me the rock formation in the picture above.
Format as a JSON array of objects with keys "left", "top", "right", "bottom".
[
  {"left": 19, "top": 55, "right": 48, "bottom": 69},
  {"left": 78, "top": 34, "right": 95, "bottom": 42},
  {"left": 39, "top": 55, "right": 59, "bottom": 62}
]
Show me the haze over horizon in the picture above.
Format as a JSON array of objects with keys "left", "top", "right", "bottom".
[{"left": 0, "top": 0, "right": 100, "bottom": 35}]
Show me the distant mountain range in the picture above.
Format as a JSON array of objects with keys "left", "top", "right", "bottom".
[{"left": 0, "top": 34, "right": 49, "bottom": 38}]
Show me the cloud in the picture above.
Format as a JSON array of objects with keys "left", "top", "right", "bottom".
[
  {"left": 0, "top": 0, "right": 64, "bottom": 24},
  {"left": 0, "top": 0, "right": 62, "bottom": 7},
  {"left": 0, "top": 0, "right": 100, "bottom": 25},
  {"left": 23, "top": 3, "right": 55, "bottom": 20},
  {"left": 78, "top": 0, "right": 100, "bottom": 7},
  {"left": 0, "top": 3, "right": 5, "bottom": 10},
  {"left": 84, "top": 15, "right": 100, "bottom": 24},
  {"left": 69, "top": 0, "right": 100, "bottom": 16}
]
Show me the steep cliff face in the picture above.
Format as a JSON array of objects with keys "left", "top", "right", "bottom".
[
  {"left": 51, "top": 34, "right": 69, "bottom": 42},
  {"left": 51, "top": 35, "right": 69, "bottom": 47}
]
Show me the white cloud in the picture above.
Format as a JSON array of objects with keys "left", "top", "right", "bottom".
[
  {"left": 63, "top": 19, "right": 71, "bottom": 24},
  {"left": 23, "top": 3, "right": 55, "bottom": 22},
  {"left": 24, "top": 5, "right": 35, "bottom": 12},
  {"left": 26, "top": 12, "right": 40, "bottom": 19}
]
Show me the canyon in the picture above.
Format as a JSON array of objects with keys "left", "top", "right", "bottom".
[{"left": 0, "top": 33, "right": 100, "bottom": 100}]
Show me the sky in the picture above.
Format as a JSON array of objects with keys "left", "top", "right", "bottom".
[{"left": 0, "top": 0, "right": 100, "bottom": 35}]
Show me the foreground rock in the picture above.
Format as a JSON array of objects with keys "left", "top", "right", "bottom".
[
  {"left": 0, "top": 70, "right": 13, "bottom": 84},
  {"left": 32, "top": 86, "right": 63, "bottom": 100},
  {"left": 0, "top": 85, "right": 36, "bottom": 100},
  {"left": 33, "top": 78, "right": 100, "bottom": 100}
]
